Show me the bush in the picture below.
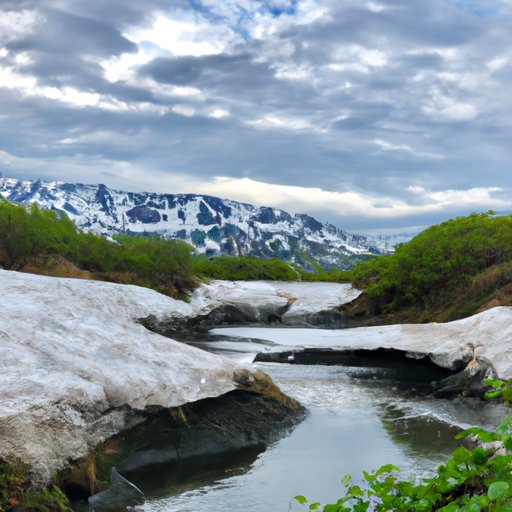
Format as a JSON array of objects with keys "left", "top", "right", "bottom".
[
  {"left": 0, "top": 200, "right": 196, "bottom": 298},
  {"left": 192, "top": 254, "right": 299, "bottom": 281},
  {"left": 346, "top": 213, "right": 512, "bottom": 313}
]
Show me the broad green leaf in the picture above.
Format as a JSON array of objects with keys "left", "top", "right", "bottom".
[
  {"left": 488, "top": 481, "right": 510, "bottom": 500},
  {"left": 496, "top": 416, "right": 512, "bottom": 437},
  {"left": 456, "top": 427, "right": 495, "bottom": 443},
  {"left": 484, "top": 378, "right": 506, "bottom": 389},
  {"left": 484, "top": 390, "right": 503, "bottom": 400},
  {"left": 373, "top": 464, "right": 400, "bottom": 477}
]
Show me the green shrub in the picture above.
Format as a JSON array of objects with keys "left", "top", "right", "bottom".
[
  {"left": 0, "top": 200, "right": 195, "bottom": 297},
  {"left": 192, "top": 254, "right": 299, "bottom": 281},
  {"left": 345, "top": 213, "right": 512, "bottom": 313}
]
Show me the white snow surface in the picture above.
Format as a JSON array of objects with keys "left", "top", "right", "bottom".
[
  {"left": 0, "top": 270, "right": 243, "bottom": 481},
  {"left": 213, "top": 307, "right": 512, "bottom": 376},
  {"left": 189, "top": 280, "right": 361, "bottom": 319}
]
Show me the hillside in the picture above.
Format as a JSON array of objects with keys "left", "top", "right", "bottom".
[
  {"left": 0, "top": 198, "right": 321, "bottom": 297},
  {"left": 343, "top": 212, "right": 512, "bottom": 324},
  {"left": 0, "top": 177, "right": 393, "bottom": 270}
]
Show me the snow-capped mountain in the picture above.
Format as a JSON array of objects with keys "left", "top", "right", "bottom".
[{"left": 0, "top": 177, "right": 392, "bottom": 269}]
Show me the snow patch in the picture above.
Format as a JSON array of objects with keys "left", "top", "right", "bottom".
[
  {"left": 213, "top": 307, "right": 512, "bottom": 376},
  {"left": 0, "top": 270, "right": 242, "bottom": 481}
]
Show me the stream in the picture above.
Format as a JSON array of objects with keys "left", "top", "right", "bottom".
[{"left": 129, "top": 329, "right": 506, "bottom": 512}]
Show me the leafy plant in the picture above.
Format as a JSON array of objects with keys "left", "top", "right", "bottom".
[
  {"left": 0, "top": 200, "right": 196, "bottom": 298},
  {"left": 485, "top": 378, "right": 512, "bottom": 406}
]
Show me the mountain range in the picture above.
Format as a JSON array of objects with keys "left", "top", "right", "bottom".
[{"left": 0, "top": 177, "right": 404, "bottom": 270}]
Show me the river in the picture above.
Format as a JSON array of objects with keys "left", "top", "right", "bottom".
[{"left": 129, "top": 329, "right": 505, "bottom": 512}]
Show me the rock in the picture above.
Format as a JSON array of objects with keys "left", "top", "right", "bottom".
[
  {"left": 97, "top": 388, "right": 303, "bottom": 478},
  {"left": 126, "top": 205, "right": 161, "bottom": 223},
  {"left": 61, "top": 375, "right": 304, "bottom": 506},
  {"left": 185, "top": 302, "right": 290, "bottom": 331},
  {"left": 88, "top": 468, "right": 144, "bottom": 511},
  {"left": 433, "top": 357, "right": 498, "bottom": 398}
]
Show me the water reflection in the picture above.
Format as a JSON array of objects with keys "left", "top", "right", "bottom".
[
  {"left": 124, "top": 447, "right": 264, "bottom": 499},
  {"left": 380, "top": 403, "right": 461, "bottom": 462}
]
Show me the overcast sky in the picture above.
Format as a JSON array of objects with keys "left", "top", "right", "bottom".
[{"left": 1, "top": 0, "right": 511, "bottom": 232}]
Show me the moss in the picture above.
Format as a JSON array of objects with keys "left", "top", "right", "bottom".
[{"left": 0, "top": 461, "right": 71, "bottom": 512}]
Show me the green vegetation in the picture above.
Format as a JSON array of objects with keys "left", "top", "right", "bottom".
[
  {"left": 344, "top": 212, "right": 512, "bottom": 321},
  {"left": 0, "top": 199, "right": 195, "bottom": 298},
  {"left": 192, "top": 254, "right": 300, "bottom": 281},
  {"left": 0, "top": 461, "right": 71, "bottom": 512},
  {"left": 294, "top": 379, "right": 512, "bottom": 512}
]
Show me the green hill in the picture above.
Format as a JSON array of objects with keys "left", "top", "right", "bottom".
[{"left": 343, "top": 212, "right": 512, "bottom": 323}]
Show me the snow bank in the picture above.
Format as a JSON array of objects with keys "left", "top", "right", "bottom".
[
  {"left": 0, "top": 270, "right": 243, "bottom": 481},
  {"left": 189, "top": 280, "right": 360, "bottom": 318},
  {"left": 213, "top": 306, "right": 512, "bottom": 376}
]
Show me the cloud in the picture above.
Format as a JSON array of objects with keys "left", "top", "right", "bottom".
[
  {"left": 245, "top": 113, "right": 322, "bottom": 132},
  {"left": 422, "top": 90, "right": 477, "bottom": 121},
  {"left": 0, "top": 9, "right": 39, "bottom": 45},
  {"left": 0, "top": 61, "right": 169, "bottom": 112},
  {"left": 197, "top": 177, "right": 510, "bottom": 222},
  {"left": 0, "top": 0, "right": 512, "bottom": 232},
  {"left": 126, "top": 9, "right": 240, "bottom": 57},
  {"left": 373, "top": 139, "right": 447, "bottom": 160}
]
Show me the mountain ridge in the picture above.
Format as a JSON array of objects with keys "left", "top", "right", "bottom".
[{"left": 0, "top": 177, "right": 397, "bottom": 269}]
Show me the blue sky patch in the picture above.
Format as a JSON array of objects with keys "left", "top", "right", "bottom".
[{"left": 445, "top": 0, "right": 502, "bottom": 16}]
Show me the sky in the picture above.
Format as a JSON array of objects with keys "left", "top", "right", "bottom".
[{"left": 0, "top": 0, "right": 512, "bottom": 233}]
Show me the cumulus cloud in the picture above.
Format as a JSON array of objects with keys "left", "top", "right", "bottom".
[
  {"left": 0, "top": 0, "right": 511, "bottom": 231},
  {"left": 0, "top": 9, "right": 39, "bottom": 44}
]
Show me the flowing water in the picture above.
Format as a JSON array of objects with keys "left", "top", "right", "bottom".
[{"left": 129, "top": 330, "right": 506, "bottom": 512}]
